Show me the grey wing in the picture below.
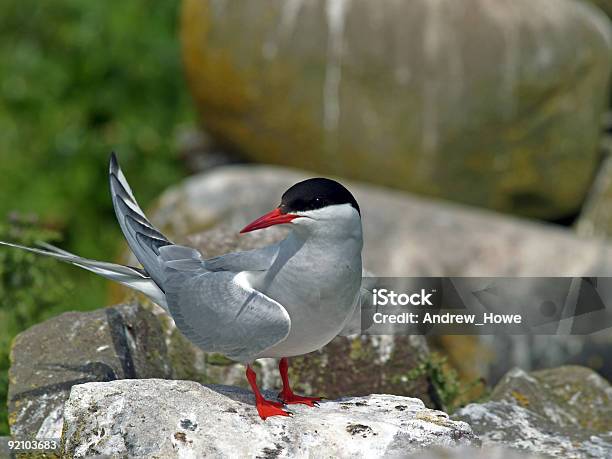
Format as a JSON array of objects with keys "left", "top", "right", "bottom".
[
  {"left": 203, "top": 243, "right": 280, "bottom": 273},
  {"left": 160, "top": 246, "right": 290, "bottom": 363},
  {"left": 109, "top": 153, "right": 172, "bottom": 286}
]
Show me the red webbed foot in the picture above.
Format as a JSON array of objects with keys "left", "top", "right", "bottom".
[
  {"left": 256, "top": 398, "right": 293, "bottom": 420},
  {"left": 277, "top": 357, "right": 322, "bottom": 407},
  {"left": 278, "top": 390, "right": 322, "bottom": 407},
  {"left": 246, "top": 364, "right": 292, "bottom": 420}
]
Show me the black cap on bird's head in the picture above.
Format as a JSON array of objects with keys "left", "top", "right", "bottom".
[
  {"left": 240, "top": 178, "right": 360, "bottom": 233},
  {"left": 280, "top": 178, "right": 360, "bottom": 215}
]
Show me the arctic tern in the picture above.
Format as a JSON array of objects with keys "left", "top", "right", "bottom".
[{"left": 0, "top": 153, "right": 364, "bottom": 420}]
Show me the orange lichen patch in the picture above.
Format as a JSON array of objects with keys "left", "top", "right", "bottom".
[{"left": 511, "top": 390, "right": 531, "bottom": 407}]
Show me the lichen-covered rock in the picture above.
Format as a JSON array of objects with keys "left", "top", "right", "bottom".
[
  {"left": 454, "top": 402, "right": 611, "bottom": 458},
  {"left": 7, "top": 303, "right": 171, "bottom": 440},
  {"left": 453, "top": 366, "right": 612, "bottom": 458},
  {"left": 490, "top": 366, "right": 612, "bottom": 435},
  {"left": 181, "top": 0, "right": 612, "bottom": 219},
  {"left": 60, "top": 379, "right": 477, "bottom": 458}
]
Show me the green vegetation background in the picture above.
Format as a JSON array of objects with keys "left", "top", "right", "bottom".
[{"left": 0, "top": 0, "right": 194, "bottom": 434}]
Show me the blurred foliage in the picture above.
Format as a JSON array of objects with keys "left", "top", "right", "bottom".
[
  {"left": 0, "top": 0, "right": 194, "bottom": 310},
  {"left": 0, "top": 216, "right": 73, "bottom": 435},
  {"left": 0, "top": 0, "right": 194, "bottom": 434}
]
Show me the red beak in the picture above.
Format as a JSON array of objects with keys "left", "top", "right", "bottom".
[{"left": 240, "top": 208, "right": 299, "bottom": 233}]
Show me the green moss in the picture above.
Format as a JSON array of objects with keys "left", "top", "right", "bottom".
[{"left": 206, "top": 354, "right": 234, "bottom": 366}]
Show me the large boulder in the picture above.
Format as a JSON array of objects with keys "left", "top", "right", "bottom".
[
  {"left": 453, "top": 366, "right": 612, "bottom": 458},
  {"left": 7, "top": 303, "right": 171, "bottom": 440},
  {"left": 181, "top": 0, "right": 612, "bottom": 219},
  {"left": 60, "top": 379, "right": 477, "bottom": 458}
]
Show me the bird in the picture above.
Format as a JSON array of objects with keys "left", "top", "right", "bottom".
[{"left": 0, "top": 153, "right": 364, "bottom": 420}]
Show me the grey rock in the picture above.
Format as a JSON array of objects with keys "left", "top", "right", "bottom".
[
  {"left": 0, "top": 437, "right": 12, "bottom": 459},
  {"left": 490, "top": 366, "right": 612, "bottom": 436},
  {"left": 175, "top": 128, "right": 244, "bottom": 174},
  {"left": 454, "top": 402, "right": 610, "bottom": 459},
  {"left": 60, "top": 379, "right": 477, "bottom": 458},
  {"left": 185, "top": 223, "right": 288, "bottom": 256},
  {"left": 7, "top": 303, "right": 171, "bottom": 440},
  {"left": 151, "top": 165, "right": 612, "bottom": 278},
  {"left": 182, "top": 0, "right": 612, "bottom": 219},
  {"left": 453, "top": 366, "right": 612, "bottom": 458}
]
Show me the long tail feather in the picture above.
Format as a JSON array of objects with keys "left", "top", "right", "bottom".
[{"left": 0, "top": 240, "right": 167, "bottom": 309}]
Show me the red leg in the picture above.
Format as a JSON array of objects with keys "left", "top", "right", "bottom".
[
  {"left": 278, "top": 357, "right": 322, "bottom": 407},
  {"left": 246, "top": 365, "right": 291, "bottom": 420}
]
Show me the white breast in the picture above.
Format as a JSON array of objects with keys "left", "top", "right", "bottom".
[{"left": 248, "top": 209, "right": 363, "bottom": 359}]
